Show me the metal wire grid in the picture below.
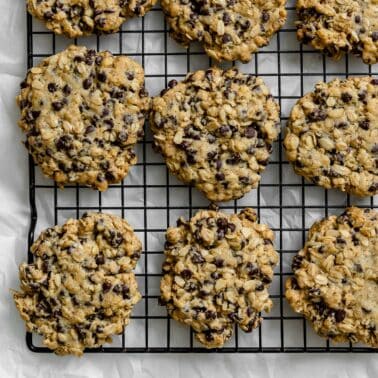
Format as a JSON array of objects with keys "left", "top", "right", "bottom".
[{"left": 25, "top": 2, "right": 378, "bottom": 353}]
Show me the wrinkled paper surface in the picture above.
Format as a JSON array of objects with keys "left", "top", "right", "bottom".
[{"left": 0, "top": 1, "right": 377, "bottom": 377}]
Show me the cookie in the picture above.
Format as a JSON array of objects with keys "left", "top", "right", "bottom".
[
  {"left": 285, "top": 207, "right": 378, "bottom": 348},
  {"left": 160, "top": 208, "right": 278, "bottom": 348},
  {"left": 284, "top": 77, "right": 378, "bottom": 197},
  {"left": 17, "top": 45, "right": 150, "bottom": 191},
  {"left": 161, "top": 0, "right": 287, "bottom": 62},
  {"left": 13, "top": 212, "right": 142, "bottom": 356},
  {"left": 27, "top": 0, "right": 157, "bottom": 38},
  {"left": 296, "top": 0, "right": 378, "bottom": 64},
  {"left": 150, "top": 68, "right": 281, "bottom": 202}
]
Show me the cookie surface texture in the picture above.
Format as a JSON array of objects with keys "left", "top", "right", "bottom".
[
  {"left": 286, "top": 207, "right": 378, "bottom": 348},
  {"left": 160, "top": 208, "right": 279, "bottom": 348},
  {"left": 160, "top": 0, "right": 287, "bottom": 62},
  {"left": 151, "top": 68, "right": 281, "bottom": 202},
  {"left": 27, "top": 0, "right": 158, "bottom": 38},
  {"left": 296, "top": 0, "right": 378, "bottom": 64},
  {"left": 13, "top": 212, "right": 142, "bottom": 356},
  {"left": 284, "top": 76, "right": 378, "bottom": 197},
  {"left": 17, "top": 45, "right": 150, "bottom": 191}
]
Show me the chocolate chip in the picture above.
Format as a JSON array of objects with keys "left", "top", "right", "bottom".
[
  {"left": 85, "top": 125, "right": 96, "bottom": 134},
  {"left": 336, "top": 237, "right": 346, "bottom": 244},
  {"left": 205, "top": 310, "right": 216, "bottom": 319},
  {"left": 359, "top": 119, "right": 370, "bottom": 130},
  {"left": 180, "top": 269, "right": 192, "bottom": 279},
  {"left": 74, "top": 55, "right": 84, "bottom": 63},
  {"left": 102, "top": 282, "right": 112, "bottom": 293},
  {"left": 261, "top": 11, "right": 270, "bottom": 23},
  {"left": 48, "top": 83, "right": 57, "bottom": 92},
  {"left": 222, "top": 33, "right": 232, "bottom": 43},
  {"left": 122, "top": 285, "right": 130, "bottom": 299},
  {"left": 55, "top": 135, "right": 71, "bottom": 150},
  {"left": 117, "top": 131, "right": 128, "bottom": 143},
  {"left": 109, "top": 231, "right": 123, "bottom": 247},
  {"left": 211, "top": 272, "right": 221, "bottom": 279},
  {"left": 52, "top": 101, "right": 64, "bottom": 111},
  {"left": 44, "top": 11, "right": 54, "bottom": 20},
  {"left": 207, "top": 151, "right": 217, "bottom": 161},
  {"left": 371, "top": 78, "right": 378, "bottom": 85},
  {"left": 96, "top": 255, "right": 105, "bottom": 265},
  {"left": 219, "top": 125, "right": 231, "bottom": 136},
  {"left": 191, "top": 252, "right": 205, "bottom": 264},
  {"left": 168, "top": 79, "right": 178, "bottom": 88},
  {"left": 216, "top": 218, "right": 228, "bottom": 229},
  {"left": 126, "top": 72, "right": 134, "bottom": 80},
  {"left": 292, "top": 255, "right": 303, "bottom": 270},
  {"left": 341, "top": 92, "right": 352, "bottom": 102},
  {"left": 336, "top": 121, "right": 348, "bottom": 129},
  {"left": 223, "top": 12, "right": 231, "bottom": 25},
  {"left": 97, "top": 72, "right": 107, "bottom": 82},
  {"left": 215, "top": 173, "right": 225, "bottom": 181},
  {"left": 245, "top": 126, "right": 257, "bottom": 138},
  {"left": 226, "top": 153, "right": 241, "bottom": 165},
  {"left": 63, "top": 84, "right": 71, "bottom": 95},
  {"left": 334, "top": 309, "right": 346, "bottom": 323},
  {"left": 372, "top": 32, "right": 378, "bottom": 42},
  {"left": 239, "top": 176, "right": 250, "bottom": 184},
  {"left": 186, "top": 152, "right": 196, "bottom": 164},
  {"left": 308, "top": 109, "right": 327, "bottom": 122},
  {"left": 354, "top": 263, "right": 363, "bottom": 273},
  {"left": 214, "top": 258, "right": 224, "bottom": 268},
  {"left": 314, "top": 301, "right": 327, "bottom": 316},
  {"left": 83, "top": 78, "right": 93, "bottom": 89},
  {"left": 112, "top": 284, "right": 123, "bottom": 294}
]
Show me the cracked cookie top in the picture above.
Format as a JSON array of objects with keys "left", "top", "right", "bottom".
[
  {"left": 160, "top": 208, "right": 278, "bottom": 348},
  {"left": 27, "top": 0, "right": 158, "bottom": 38},
  {"left": 17, "top": 45, "right": 150, "bottom": 191},
  {"left": 296, "top": 0, "right": 378, "bottom": 64},
  {"left": 161, "top": 0, "right": 287, "bottom": 62},
  {"left": 13, "top": 212, "right": 142, "bottom": 356},
  {"left": 150, "top": 68, "right": 281, "bottom": 202},
  {"left": 285, "top": 207, "right": 378, "bottom": 348},
  {"left": 284, "top": 77, "right": 378, "bottom": 197}
]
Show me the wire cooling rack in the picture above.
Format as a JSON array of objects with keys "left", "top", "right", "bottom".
[{"left": 25, "top": 2, "right": 377, "bottom": 353}]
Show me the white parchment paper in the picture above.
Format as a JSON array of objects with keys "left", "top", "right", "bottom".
[{"left": 0, "top": 1, "right": 377, "bottom": 377}]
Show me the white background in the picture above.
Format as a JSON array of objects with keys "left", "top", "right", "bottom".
[{"left": 0, "top": 1, "right": 377, "bottom": 377}]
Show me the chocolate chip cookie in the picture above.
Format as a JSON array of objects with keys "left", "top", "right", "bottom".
[
  {"left": 286, "top": 207, "right": 378, "bottom": 348},
  {"left": 284, "top": 77, "right": 378, "bottom": 197},
  {"left": 161, "top": 0, "right": 287, "bottom": 62},
  {"left": 17, "top": 45, "right": 150, "bottom": 191},
  {"left": 296, "top": 0, "right": 378, "bottom": 64},
  {"left": 160, "top": 208, "right": 278, "bottom": 348},
  {"left": 27, "top": 0, "right": 157, "bottom": 38},
  {"left": 13, "top": 212, "right": 142, "bottom": 356},
  {"left": 150, "top": 68, "right": 281, "bottom": 202}
]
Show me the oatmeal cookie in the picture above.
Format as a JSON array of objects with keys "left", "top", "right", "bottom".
[
  {"left": 296, "top": 0, "right": 378, "bottom": 64},
  {"left": 160, "top": 208, "right": 278, "bottom": 348},
  {"left": 150, "top": 68, "right": 281, "bottom": 202},
  {"left": 285, "top": 207, "right": 378, "bottom": 348},
  {"left": 17, "top": 45, "right": 150, "bottom": 191},
  {"left": 27, "top": 0, "right": 158, "bottom": 38},
  {"left": 284, "top": 77, "right": 378, "bottom": 197},
  {"left": 13, "top": 212, "right": 142, "bottom": 356},
  {"left": 161, "top": 0, "right": 287, "bottom": 62}
]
